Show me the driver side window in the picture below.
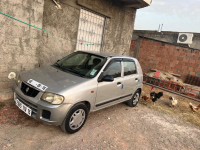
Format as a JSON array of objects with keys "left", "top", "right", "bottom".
[{"left": 103, "top": 60, "right": 121, "bottom": 78}]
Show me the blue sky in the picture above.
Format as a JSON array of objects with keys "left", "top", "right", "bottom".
[{"left": 135, "top": 0, "right": 200, "bottom": 33}]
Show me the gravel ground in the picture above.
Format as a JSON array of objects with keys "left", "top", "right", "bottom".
[{"left": 0, "top": 100, "right": 200, "bottom": 150}]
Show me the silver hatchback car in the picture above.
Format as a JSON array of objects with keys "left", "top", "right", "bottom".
[{"left": 13, "top": 51, "right": 143, "bottom": 133}]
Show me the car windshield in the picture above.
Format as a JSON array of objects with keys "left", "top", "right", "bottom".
[{"left": 53, "top": 51, "right": 107, "bottom": 78}]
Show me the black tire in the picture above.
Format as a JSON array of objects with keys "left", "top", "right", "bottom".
[
  {"left": 127, "top": 90, "right": 141, "bottom": 107},
  {"left": 61, "top": 103, "right": 88, "bottom": 134}
]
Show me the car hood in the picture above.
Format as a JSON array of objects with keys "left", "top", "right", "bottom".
[{"left": 20, "top": 66, "right": 89, "bottom": 93}]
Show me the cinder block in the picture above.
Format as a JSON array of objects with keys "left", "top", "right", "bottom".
[
  {"left": 36, "top": 0, "right": 44, "bottom": 5},
  {"left": 0, "top": 81, "right": 13, "bottom": 89},
  {"left": 30, "top": 29, "right": 41, "bottom": 38},
  {"left": 21, "top": 38, "right": 30, "bottom": 47},
  {"left": 8, "top": 0, "right": 22, "bottom": 5},
  {"left": 21, "top": 64, "right": 36, "bottom": 71},
  {"left": 2, "top": 54, "right": 12, "bottom": 63},
  {"left": 30, "top": 38, "right": 40, "bottom": 49},
  {"left": 14, "top": 55, "right": 27, "bottom": 64},
  {"left": 5, "top": 37, "right": 20, "bottom": 45},
  {"left": 22, "top": 0, "right": 31, "bottom": 8},
  {"left": 0, "top": 90, "right": 13, "bottom": 101},
  {"left": 23, "top": 47, "right": 37, "bottom": 56},
  {"left": 0, "top": 65, "right": 8, "bottom": 73},
  {"left": 9, "top": 64, "right": 21, "bottom": 72},
  {"left": 5, "top": 26, "right": 25, "bottom": 37},
  {"left": 0, "top": 34, "right": 5, "bottom": 45}
]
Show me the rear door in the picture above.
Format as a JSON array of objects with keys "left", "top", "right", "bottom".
[
  {"left": 121, "top": 59, "right": 140, "bottom": 97},
  {"left": 95, "top": 59, "right": 123, "bottom": 107}
]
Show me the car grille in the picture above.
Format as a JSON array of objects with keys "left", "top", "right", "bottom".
[
  {"left": 16, "top": 94, "right": 38, "bottom": 116},
  {"left": 21, "top": 82, "right": 39, "bottom": 97}
]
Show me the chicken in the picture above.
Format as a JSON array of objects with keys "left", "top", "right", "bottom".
[
  {"left": 150, "top": 92, "right": 163, "bottom": 104},
  {"left": 141, "top": 91, "right": 151, "bottom": 101},
  {"left": 169, "top": 96, "right": 178, "bottom": 107},
  {"left": 141, "top": 95, "right": 151, "bottom": 101},
  {"left": 189, "top": 102, "right": 200, "bottom": 112}
]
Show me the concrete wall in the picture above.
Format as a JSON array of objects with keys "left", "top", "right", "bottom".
[
  {"left": 40, "top": 0, "right": 136, "bottom": 65},
  {"left": 102, "top": 2, "right": 136, "bottom": 55},
  {"left": 0, "top": 0, "right": 44, "bottom": 100},
  {"left": 132, "top": 30, "right": 200, "bottom": 50},
  {"left": 39, "top": 0, "right": 79, "bottom": 65},
  {"left": 131, "top": 37, "right": 200, "bottom": 80},
  {"left": 0, "top": 0, "right": 136, "bottom": 100}
]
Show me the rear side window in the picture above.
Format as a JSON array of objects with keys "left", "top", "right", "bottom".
[
  {"left": 104, "top": 60, "right": 121, "bottom": 78},
  {"left": 123, "top": 60, "right": 137, "bottom": 76}
]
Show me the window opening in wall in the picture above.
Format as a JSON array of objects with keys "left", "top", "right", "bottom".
[{"left": 76, "top": 9, "right": 106, "bottom": 52}]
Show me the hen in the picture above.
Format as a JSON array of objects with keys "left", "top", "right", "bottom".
[
  {"left": 150, "top": 92, "right": 163, "bottom": 104},
  {"left": 141, "top": 95, "right": 151, "bottom": 101},
  {"left": 169, "top": 96, "right": 178, "bottom": 107},
  {"left": 189, "top": 102, "right": 200, "bottom": 112}
]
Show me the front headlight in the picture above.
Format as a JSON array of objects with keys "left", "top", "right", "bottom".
[
  {"left": 41, "top": 92, "right": 64, "bottom": 105},
  {"left": 16, "top": 75, "right": 21, "bottom": 86}
]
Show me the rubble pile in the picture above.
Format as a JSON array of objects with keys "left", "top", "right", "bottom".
[
  {"left": 145, "top": 70, "right": 184, "bottom": 85},
  {"left": 145, "top": 69, "right": 200, "bottom": 99}
]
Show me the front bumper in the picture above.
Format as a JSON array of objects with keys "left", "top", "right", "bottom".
[{"left": 14, "top": 83, "right": 72, "bottom": 126}]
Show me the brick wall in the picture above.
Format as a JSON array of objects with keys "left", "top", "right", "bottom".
[
  {"left": 131, "top": 38, "right": 200, "bottom": 79},
  {"left": 132, "top": 30, "right": 200, "bottom": 50},
  {"left": 130, "top": 40, "right": 136, "bottom": 52}
]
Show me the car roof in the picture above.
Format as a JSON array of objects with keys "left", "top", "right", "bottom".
[{"left": 77, "top": 51, "right": 136, "bottom": 60}]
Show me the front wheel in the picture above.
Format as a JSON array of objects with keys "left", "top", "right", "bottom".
[
  {"left": 127, "top": 90, "right": 141, "bottom": 107},
  {"left": 61, "top": 103, "right": 88, "bottom": 134}
]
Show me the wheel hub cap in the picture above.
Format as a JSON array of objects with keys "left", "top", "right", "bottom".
[
  {"left": 133, "top": 93, "right": 139, "bottom": 105},
  {"left": 69, "top": 109, "right": 85, "bottom": 130}
]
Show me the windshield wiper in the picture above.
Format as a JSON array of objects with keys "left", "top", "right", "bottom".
[
  {"left": 53, "top": 62, "right": 64, "bottom": 69},
  {"left": 53, "top": 64, "right": 87, "bottom": 78},
  {"left": 64, "top": 68, "right": 86, "bottom": 77}
]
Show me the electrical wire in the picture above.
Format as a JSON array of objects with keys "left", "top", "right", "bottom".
[{"left": 0, "top": 11, "right": 101, "bottom": 46}]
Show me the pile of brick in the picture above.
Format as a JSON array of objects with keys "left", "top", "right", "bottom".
[
  {"left": 145, "top": 69, "right": 200, "bottom": 99},
  {"left": 145, "top": 70, "right": 184, "bottom": 85}
]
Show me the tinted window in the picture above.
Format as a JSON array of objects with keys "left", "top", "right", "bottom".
[
  {"left": 123, "top": 60, "right": 137, "bottom": 76},
  {"left": 54, "top": 52, "right": 106, "bottom": 78},
  {"left": 60, "top": 53, "right": 88, "bottom": 67},
  {"left": 88, "top": 55, "right": 102, "bottom": 66},
  {"left": 104, "top": 60, "right": 121, "bottom": 78}
]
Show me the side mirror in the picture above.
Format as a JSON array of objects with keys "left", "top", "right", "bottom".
[{"left": 100, "top": 75, "right": 114, "bottom": 82}]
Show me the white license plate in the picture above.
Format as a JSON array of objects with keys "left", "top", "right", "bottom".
[
  {"left": 15, "top": 98, "right": 32, "bottom": 116},
  {"left": 27, "top": 79, "right": 48, "bottom": 92}
]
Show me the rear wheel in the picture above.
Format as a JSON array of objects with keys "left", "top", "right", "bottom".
[
  {"left": 127, "top": 90, "right": 141, "bottom": 107},
  {"left": 61, "top": 103, "right": 88, "bottom": 134}
]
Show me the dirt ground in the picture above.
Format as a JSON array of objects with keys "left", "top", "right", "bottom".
[
  {"left": 141, "top": 85, "right": 200, "bottom": 128},
  {"left": 0, "top": 85, "right": 200, "bottom": 150}
]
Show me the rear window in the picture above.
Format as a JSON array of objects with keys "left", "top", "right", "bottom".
[{"left": 123, "top": 60, "right": 137, "bottom": 76}]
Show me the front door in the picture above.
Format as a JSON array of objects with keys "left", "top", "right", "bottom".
[{"left": 95, "top": 59, "right": 123, "bottom": 107}]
